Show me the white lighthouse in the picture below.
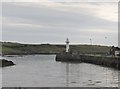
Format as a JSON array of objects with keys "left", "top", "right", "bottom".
[{"left": 66, "top": 38, "right": 69, "bottom": 53}]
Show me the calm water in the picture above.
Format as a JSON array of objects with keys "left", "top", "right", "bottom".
[{"left": 2, "top": 55, "right": 119, "bottom": 87}]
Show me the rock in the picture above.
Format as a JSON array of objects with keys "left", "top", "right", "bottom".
[{"left": 0, "top": 59, "right": 15, "bottom": 67}]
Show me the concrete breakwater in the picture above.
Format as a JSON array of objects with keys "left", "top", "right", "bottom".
[
  {"left": 56, "top": 53, "right": 82, "bottom": 62},
  {"left": 56, "top": 53, "right": 120, "bottom": 70}
]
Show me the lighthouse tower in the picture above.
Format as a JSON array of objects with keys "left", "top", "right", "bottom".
[{"left": 66, "top": 38, "right": 69, "bottom": 53}]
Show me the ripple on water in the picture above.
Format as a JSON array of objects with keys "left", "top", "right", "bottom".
[
  {"left": 87, "top": 82, "right": 95, "bottom": 86},
  {"left": 71, "top": 81, "right": 77, "bottom": 84},
  {"left": 95, "top": 81, "right": 102, "bottom": 83}
]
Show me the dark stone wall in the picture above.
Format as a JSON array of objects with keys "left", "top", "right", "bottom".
[
  {"left": 56, "top": 53, "right": 120, "bottom": 70},
  {"left": 80, "top": 55, "right": 120, "bottom": 69}
]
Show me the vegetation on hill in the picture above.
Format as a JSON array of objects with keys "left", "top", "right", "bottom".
[{"left": 1, "top": 42, "right": 111, "bottom": 55}]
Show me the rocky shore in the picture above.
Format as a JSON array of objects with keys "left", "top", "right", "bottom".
[{"left": 0, "top": 59, "right": 15, "bottom": 67}]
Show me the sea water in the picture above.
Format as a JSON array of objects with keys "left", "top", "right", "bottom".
[{"left": 2, "top": 55, "right": 119, "bottom": 87}]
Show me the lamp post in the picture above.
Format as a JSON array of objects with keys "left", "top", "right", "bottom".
[
  {"left": 90, "top": 38, "right": 93, "bottom": 55},
  {"left": 105, "top": 37, "right": 107, "bottom": 46},
  {"left": 90, "top": 38, "right": 92, "bottom": 45}
]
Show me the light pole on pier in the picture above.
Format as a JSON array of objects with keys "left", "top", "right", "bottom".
[
  {"left": 105, "top": 37, "right": 107, "bottom": 46},
  {"left": 90, "top": 38, "right": 92, "bottom": 45}
]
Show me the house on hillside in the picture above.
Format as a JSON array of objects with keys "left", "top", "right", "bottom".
[{"left": 110, "top": 46, "right": 120, "bottom": 57}]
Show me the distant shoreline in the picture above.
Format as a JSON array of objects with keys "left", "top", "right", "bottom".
[{"left": 1, "top": 42, "right": 111, "bottom": 56}]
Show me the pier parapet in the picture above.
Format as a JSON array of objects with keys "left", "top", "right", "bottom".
[
  {"left": 56, "top": 53, "right": 81, "bottom": 62},
  {"left": 56, "top": 53, "right": 120, "bottom": 70}
]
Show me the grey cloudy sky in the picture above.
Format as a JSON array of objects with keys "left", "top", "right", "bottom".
[{"left": 1, "top": 0, "right": 118, "bottom": 46}]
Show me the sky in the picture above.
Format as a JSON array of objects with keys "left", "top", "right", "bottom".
[{"left": 1, "top": 0, "right": 119, "bottom": 46}]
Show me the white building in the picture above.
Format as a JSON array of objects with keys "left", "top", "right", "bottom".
[
  {"left": 66, "top": 38, "right": 69, "bottom": 53},
  {"left": 115, "top": 50, "right": 120, "bottom": 57}
]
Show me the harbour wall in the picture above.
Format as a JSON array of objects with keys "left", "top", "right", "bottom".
[
  {"left": 56, "top": 53, "right": 81, "bottom": 62},
  {"left": 56, "top": 53, "right": 120, "bottom": 70}
]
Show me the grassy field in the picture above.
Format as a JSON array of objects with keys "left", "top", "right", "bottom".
[{"left": 1, "top": 42, "right": 111, "bottom": 55}]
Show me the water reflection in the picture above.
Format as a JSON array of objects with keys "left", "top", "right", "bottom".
[
  {"left": 0, "top": 68, "right": 2, "bottom": 88},
  {"left": 0, "top": 56, "right": 2, "bottom": 88},
  {"left": 65, "top": 62, "right": 119, "bottom": 87},
  {"left": 66, "top": 63, "right": 69, "bottom": 87}
]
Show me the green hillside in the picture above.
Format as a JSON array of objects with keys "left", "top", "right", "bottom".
[{"left": 1, "top": 42, "right": 111, "bottom": 55}]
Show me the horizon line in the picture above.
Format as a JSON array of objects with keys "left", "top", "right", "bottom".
[{"left": 0, "top": 41, "right": 117, "bottom": 47}]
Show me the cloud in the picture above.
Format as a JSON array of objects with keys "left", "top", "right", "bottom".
[
  {"left": 1, "top": 0, "right": 119, "bottom": 2},
  {"left": 4, "top": 22, "right": 43, "bottom": 28},
  {"left": 2, "top": 1, "right": 117, "bottom": 22},
  {"left": 2, "top": 3, "right": 117, "bottom": 28},
  {"left": 2, "top": 2, "right": 118, "bottom": 46}
]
